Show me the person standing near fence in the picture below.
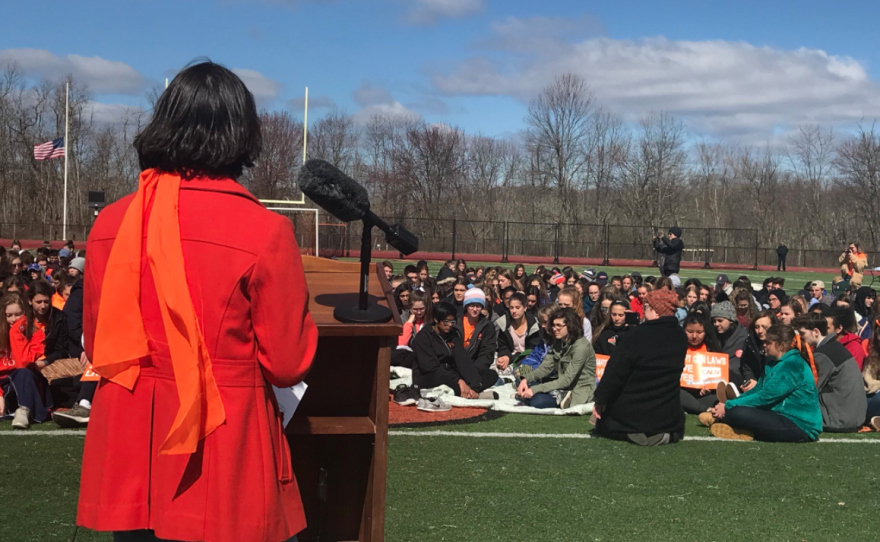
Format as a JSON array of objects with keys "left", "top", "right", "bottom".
[
  {"left": 652, "top": 227, "right": 684, "bottom": 277},
  {"left": 840, "top": 242, "right": 868, "bottom": 288},
  {"left": 776, "top": 243, "right": 788, "bottom": 272}
]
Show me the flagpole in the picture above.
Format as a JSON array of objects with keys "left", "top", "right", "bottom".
[
  {"left": 63, "top": 82, "right": 69, "bottom": 241},
  {"left": 302, "top": 86, "right": 308, "bottom": 164}
]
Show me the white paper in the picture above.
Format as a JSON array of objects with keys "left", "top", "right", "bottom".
[{"left": 273, "top": 382, "right": 308, "bottom": 428}]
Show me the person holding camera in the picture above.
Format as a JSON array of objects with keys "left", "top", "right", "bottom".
[
  {"left": 839, "top": 242, "right": 868, "bottom": 288},
  {"left": 652, "top": 227, "right": 684, "bottom": 277}
]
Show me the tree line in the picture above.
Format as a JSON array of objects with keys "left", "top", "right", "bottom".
[{"left": 2, "top": 64, "right": 879, "bottom": 260}]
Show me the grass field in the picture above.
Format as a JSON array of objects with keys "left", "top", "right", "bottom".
[
  {"left": 4, "top": 415, "right": 880, "bottom": 542},
  {"left": 355, "top": 258, "right": 856, "bottom": 296}
]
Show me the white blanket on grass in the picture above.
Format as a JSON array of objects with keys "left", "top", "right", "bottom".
[{"left": 390, "top": 367, "right": 593, "bottom": 416}]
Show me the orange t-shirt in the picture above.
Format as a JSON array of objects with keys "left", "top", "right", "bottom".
[{"left": 463, "top": 318, "right": 476, "bottom": 348}]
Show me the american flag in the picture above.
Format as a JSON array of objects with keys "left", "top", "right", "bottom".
[{"left": 34, "top": 137, "right": 65, "bottom": 160}]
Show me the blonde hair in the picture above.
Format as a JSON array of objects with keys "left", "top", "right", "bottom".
[{"left": 557, "top": 287, "right": 585, "bottom": 319}]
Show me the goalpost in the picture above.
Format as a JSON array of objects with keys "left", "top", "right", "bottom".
[{"left": 263, "top": 205, "right": 319, "bottom": 256}]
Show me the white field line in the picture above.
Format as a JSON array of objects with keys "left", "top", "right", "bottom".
[
  {"left": 0, "top": 430, "right": 85, "bottom": 436},
  {"left": 3, "top": 429, "right": 877, "bottom": 444},
  {"left": 388, "top": 430, "right": 880, "bottom": 444}
]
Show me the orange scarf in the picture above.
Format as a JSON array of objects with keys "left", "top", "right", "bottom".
[{"left": 92, "top": 169, "right": 225, "bottom": 455}]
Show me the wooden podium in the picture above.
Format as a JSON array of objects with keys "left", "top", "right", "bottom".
[{"left": 288, "top": 257, "right": 402, "bottom": 542}]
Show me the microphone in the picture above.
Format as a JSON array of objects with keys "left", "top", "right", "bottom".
[
  {"left": 297, "top": 159, "right": 370, "bottom": 222},
  {"left": 297, "top": 160, "right": 418, "bottom": 255},
  {"left": 296, "top": 159, "right": 419, "bottom": 323}
]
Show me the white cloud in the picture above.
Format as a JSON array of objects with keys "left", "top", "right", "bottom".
[
  {"left": 351, "top": 101, "right": 421, "bottom": 125},
  {"left": 0, "top": 48, "right": 146, "bottom": 95},
  {"left": 352, "top": 81, "right": 395, "bottom": 107},
  {"left": 403, "top": 0, "right": 485, "bottom": 26},
  {"left": 84, "top": 101, "right": 147, "bottom": 127},
  {"left": 231, "top": 68, "right": 282, "bottom": 106},
  {"left": 289, "top": 93, "right": 335, "bottom": 110},
  {"left": 431, "top": 27, "right": 880, "bottom": 138}
]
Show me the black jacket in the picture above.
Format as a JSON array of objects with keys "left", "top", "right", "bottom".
[
  {"left": 653, "top": 236, "right": 684, "bottom": 274},
  {"left": 496, "top": 312, "right": 542, "bottom": 359},
  {"left": 740, "top": 332, "right": 768, "bottom": 383},
  {"left": 64, "top": 279, "right": 84, "bottom": 359},
  {"left": 436, "top": 266, "right": 455, "bottom": 282},
  {"left": 777, "top": 245, "right": 788, "bottom": 256},
  {"left": 717, "top": 322, "right": 748, "bottom": 382},
  {"left": 42, "top": 306, "right": 70, "bottom": 365},
  {"left": 594, "top": 316, "right": 687, "bottom": 436},
  {"left": 412, "top": 325, "right": 484, "bottom": 390},
  {"left": 594, "top": 324, "right": 630, "bottom": 356},
  {"left": 455, "top": 314, "right": 498, "bottom": 372}
]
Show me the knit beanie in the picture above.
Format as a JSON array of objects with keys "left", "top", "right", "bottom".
[
  {"left": 767, "top": 288, "right": 789, "bottom": 304},
  {"left": 463, "top": 286, "right": 486, "bottom": 307},
  {"left": 645, "top": 290, "right": 678, "bottom": 318},
  {"left": 68, "top": 257, "right": 85, "bottom": 274},
  {"left": 711, "top": 301, "right": 736, "bottom": 322},
  {"left": 668, "top": 226, "right": 683, "bottom": 237}
]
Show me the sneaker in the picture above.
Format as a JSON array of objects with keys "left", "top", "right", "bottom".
[
  {"left": 52, "top": 404, "right": 91, "bottom": 428},
  {"left": 477, "top": 390, "right": 499, "bottom": 401},
  {"left": 416, "top": 397, "right": 451, "bottom": 412},
  {"left": 715, "top": 381, "right": 730, "bottom": 403},
  {"left": 11, "top": 406, "right": 31, "bottom": 430},
  {"left": 393, "top": 384, "right": 419, "bottom": 406},
  {"left": 870, "top": 416, "right": 880, "bottom": 432},
  {"left": 558, "top": 391, "right": 573, "bottom": 410},
  {"left": 697, "top": 412, "right": 716, "bottom": 427},
  {"left": 710, "top": 423, "right": 754, "bottom": 441},
  {"left": 726, "top": 383, "right": 741, "bottom": 399}
]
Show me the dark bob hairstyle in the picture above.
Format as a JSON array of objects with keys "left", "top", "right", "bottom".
[{"left": 134, "top": 60, "right": 261, "bottom": 180}]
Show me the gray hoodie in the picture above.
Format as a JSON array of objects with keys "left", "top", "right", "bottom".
[{"left": 814, "top": 334, "right": 867, "bottom": 432}]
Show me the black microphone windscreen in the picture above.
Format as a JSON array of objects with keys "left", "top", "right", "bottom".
[{"left": 296, "top": 159, "right": 370, "bottom": 222}]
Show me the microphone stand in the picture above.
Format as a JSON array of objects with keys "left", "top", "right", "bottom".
[{"left": 333, "top": 214, "right": 393, "bottom": 324}]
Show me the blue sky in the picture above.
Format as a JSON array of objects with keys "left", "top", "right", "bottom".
[{"left": 3, "top": 0, "right": 880, "bottom": 141}]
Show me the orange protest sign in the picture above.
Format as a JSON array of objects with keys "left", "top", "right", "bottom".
[
  {"left": 594, "top": 352, "right": 727, "bottom": 390},
  {"left": 680, "top": 351, "right": 728, "bottom": 389},
  {"left": 596, "top": 354, "right": 609, "bottom": 382},
  {"left": 80, "top": 363, "right": 101, "bottom": 382}
]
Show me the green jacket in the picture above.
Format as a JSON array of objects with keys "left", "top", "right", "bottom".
[
  {"left": 727, "top": 348, "right": 823, "bottom": 440},
  {"left": 528, "top": 336, "right": 596, "bottom": 406}
]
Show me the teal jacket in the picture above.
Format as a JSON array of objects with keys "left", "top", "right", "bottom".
[{"left": 727, "top": 348, "right": 823, "bottom": 440}]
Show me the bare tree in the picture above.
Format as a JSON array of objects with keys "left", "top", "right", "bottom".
[
  {"left": 835, "top": 123, "right": 880, "bottom": 249},
  {"left": 524, "top": 73, "right": 594, "bottom": 220}
]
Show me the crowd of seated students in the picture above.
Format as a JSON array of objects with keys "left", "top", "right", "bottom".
[
  {"left": 388, "top": 251, "right": 880, "bottom": 444},
  {"left": 0, "top": 240, "right": 94, "bottom": 429}
]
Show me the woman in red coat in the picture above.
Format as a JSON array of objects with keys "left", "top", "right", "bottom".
[{"left": 77, "top": 62, "right": 318, "bottom": 542}]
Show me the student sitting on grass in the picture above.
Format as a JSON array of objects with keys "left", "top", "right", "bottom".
[
  {"left": 593, "top": 289, "right": 687, "bottom": 446},
  {"left": 793, "top": 313, "right": 866, "bottom": 433},
  {"left": 455, "top": 287, "right": 498, "bottom": 377},
  {"left": 0, "top": 292, "right": 52, "bottom": 429},
  {"left": 704, "top": 324, "right": 822, "bottom": 442},
  {"left": 392, "top": 290, "right": 430, "bottom": 369},
  {"left": 740, "top": 310, "right": 778, "bottom": 391},
  {"left": 516, "top": 307, "right": 596, "bottom": 409},
  {"left": 862, "top": 318, "right": 880, "bottom": 431},
  {"left": 496, "top": 292, "right": 541, "bottom": 375},
  {"left": 516, "top": 303, "right": 559, "bottom": 381},
  {"left": 680, "top": 313, "right": 723, "bottom": 415},
  {"left": 593, "top": 300, "right": 632, "bottom": 356},
  {"left": 413, "top": 302, "right": 498, "bottom": 399}
]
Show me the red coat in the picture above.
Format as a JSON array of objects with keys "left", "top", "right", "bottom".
[{"left": 77, "top": 178, "right": 318, "bottom": 542}]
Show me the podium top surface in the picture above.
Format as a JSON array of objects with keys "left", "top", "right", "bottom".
[{"left": 301, "top": 256, "right": 403, "bottom": 337}]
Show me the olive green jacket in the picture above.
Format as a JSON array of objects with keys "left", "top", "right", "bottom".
[{"left": 528, "top": 336, "right": 596, "bottom": 406}]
